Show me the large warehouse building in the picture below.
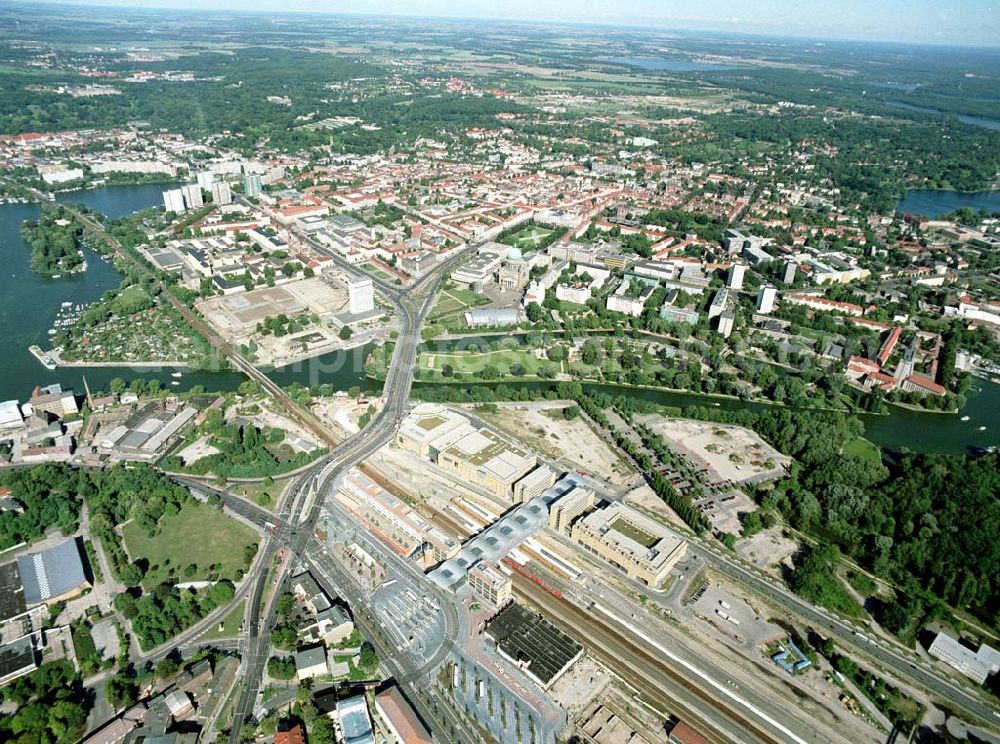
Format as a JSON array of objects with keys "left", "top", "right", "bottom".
[{"left": 16, "top": 538, "right": 91, "bottom": 605}]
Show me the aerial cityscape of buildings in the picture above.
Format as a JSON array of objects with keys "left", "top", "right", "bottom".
[{"left": 0, "top": 6, "right": 997, "bottom": 744}]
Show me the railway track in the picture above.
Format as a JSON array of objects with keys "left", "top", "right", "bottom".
[{"left": 511, "top": 572, "right": 783, "bottom": 744}]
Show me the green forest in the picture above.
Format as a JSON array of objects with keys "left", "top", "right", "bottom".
[
  {"left": 161, "top": 411, "right": 326, "bottom": 478},
  {"left": 20, "top": 205, "right": 87, "bottom": 277},
  {"left": 0, "top": 464, "right": 83, "bottom": 551},
  {"left": 0, "top": 462, "right": 251, "bottom": 649},
  {"left": 0, "top": 661, "right": 88, "bottom": 744}
]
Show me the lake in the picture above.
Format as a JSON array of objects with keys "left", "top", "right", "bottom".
[
  {"left": 0, "top": 183, "right": 374, "bottom": 402},
  {"left": 896, "top": 188, "right": 1000, "bottom": 218},
  {"left": 607, "top": 57, "right": 740, "bottom": 72},
  {"left": 884, "top": 101, "right": 1000, "bottom": 132}
]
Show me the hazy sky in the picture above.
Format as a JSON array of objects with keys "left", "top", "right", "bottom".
[{"left": 23, "top": 0, "right": 1000, "bottom": 46}]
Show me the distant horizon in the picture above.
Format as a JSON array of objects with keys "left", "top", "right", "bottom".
[{"left": 12, "top": 0, "right": 1000, "bottom": 48}]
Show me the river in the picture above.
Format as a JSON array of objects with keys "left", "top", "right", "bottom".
[
  {"left": 2, "top": 184, "right": 996, "bottom": 456},
  {"left": 0, "top": 183, "right": 373, "bottom": 402},
  {"left": 411, "top": 375, "right": 998, "bottom": 455}
]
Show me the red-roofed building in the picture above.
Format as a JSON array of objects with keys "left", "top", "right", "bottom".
[
  {"left": 374, "top": 685, "right": 433, "bottom": 744},
  {"left": 877, "top": 326, "right": 902, "bottom": 367},
  {"left": 274, "top": 724, "right": 305, "bottom": 744},
  {"left": 863, "top": 371, "right": 898, "bottom": 392},
  {"left": 669, "top": 720, "right": 710, "bottom": 744},
  {"left": 847, "top": 356, "right": 880, "bottom": 380},
  {"left": 902, "top": 374, "right": 946, "bottom": 396}
]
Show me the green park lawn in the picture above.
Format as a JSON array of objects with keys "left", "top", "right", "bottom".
[
  {"left": 419, "top": 348, "right": 556, "bottom": 377},
  {"left": 201, "top": 599, "right": 246, "bottom": 640},
  {"left": 123, "top": 500, "right": 259, "bottom": 590},
  {"left": 428, "top": 288, "right": 489, "bottom": 323},
  {"left": 841, "top": 437, "right": 882, "bottom": 465},
  {"left": 502, "top": 224, "right": 554, "bottom": 250}
]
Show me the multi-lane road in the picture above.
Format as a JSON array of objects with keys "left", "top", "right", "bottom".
[{"left": 223, "top": 243, "right": 477, "bottom": 743}]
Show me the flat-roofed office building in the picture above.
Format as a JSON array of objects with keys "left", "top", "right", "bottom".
[
  {"left": 571, "top": 501, "right": 686, "bottom": 588},
  {"left": 398, "top": 404, "right": 536, "bottom": 500},
  {"left": 467, "top": 563, "right": 513, "bottom": 608}
]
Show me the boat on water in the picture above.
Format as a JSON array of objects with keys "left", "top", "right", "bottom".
[
  {"left": 171, "top": 380, "right": 180, "bottom": 386},
  {"left": 979, "top": 426, "right": 987, "bottom": 431},
  {"left": 47, "top": 328, "right": 56, "bottom": 335},
  {"left": 961, "top": 415, "right": 970, "bottom": 421},
  {"left": 171, "top": 371, "right": 183, "bottom": 378},
  {"left": 28, "top": 345, "right": 57, "bottom": 371},
  {"left": 61, "top": 301, "right": 73, "bottom": 308},
  {"left": 51, "top": 274, "right": 60, "bottom": 279}
]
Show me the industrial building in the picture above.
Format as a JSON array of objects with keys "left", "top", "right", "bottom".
[
  {"left": 335, "top": 468, "right": 458, "bottom": 563},
  {"left": 727, "top": 263, "right": 746, "bottom": 290},
  {"left": 348, "top": 276, "right": 375, "bottom": 315},
  {"left": 28, "top": 383, "right": 78, "bottom": 418},
  {"left": 181, "top": 183, "right": 203, "bottom": 210},
  {"left": 397, "top": 405, "right": 537, "bottom": 500},
  {"left": 162, "top": 188, "right": 186, "bottom": 213},
  {"left": 570, "top": 501, "right": 687, "bottom": 588},
  {"left": 427, "top": 475, "right": 586, "bottom": 593},
  {"left": 547, "top": 486, "right": 596, "bottom": 533},
  {"left": 293, "top": 645, "right": 329, "bottom": 680},
  {"left": 707, "top": 288, "right": 730, "bottom": 320},
  {"left": 337, "top": 694, "right": 376, "bottom": 744},
  {"left": 606, "top": 281, "right": 653, "bottom": 317},
  {"left": 243, "top": 173, "right": 262, "bottom": 198},
  {"left": 513, "top": 465, "right": 557, "bottom": 503},
  {"left": 485, "top": 602, "right": 583, "bottom": 689},
  {"left": 715, "top": 311, "right": 735, "bottom": 338},
  {"left": 451, "top": 250, "right": 504, "bottom": 287},
  {"left": 0, "top": 635, "right": 36, "bottom": 687},
  {"left": 757, "top": 286, "right": 778, "bottom": 314},
  {"left": 211, "top": 181, "right": 232, "bottom": 205},
  {"left": 659, "top": 299, "right": 700, "bottom": 326},
  {"left": 464, "top": 307, "right": 519, "bottom": 328}
]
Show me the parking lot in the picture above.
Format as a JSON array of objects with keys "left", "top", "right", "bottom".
[
  {"left": 90, "top": 617, "right": 120, "bottom": 661},
  {"left": 451, "top": 651, "right": 552, "bottom": 744},
  {"left": 689, "top": 582, "right": 784, "bottom": 649},
  {"left": 694, "top": 488, "right": 757, "bottom": 535}
]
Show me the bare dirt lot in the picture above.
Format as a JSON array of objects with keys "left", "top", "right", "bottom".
[
  {"left": 547, "top": 654, "right": 611, "bottom": 716},
  {"left": 736, "top": 526, "right": 800, "bottom": 575},
  {"left": 690, "top": 582, "right": 785, "bottom": 649},
  {"left": 637, "top": 415, "right": 790, "bottom": 485},
  {"left": 176, "top": 435, "right": 220, "bottom": 465},
  {"left": 196, "top": 277, "right": 347, "bottom": 341},
  {"left": 472, "top": 402, "right": 637, "bottom": 486}
]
